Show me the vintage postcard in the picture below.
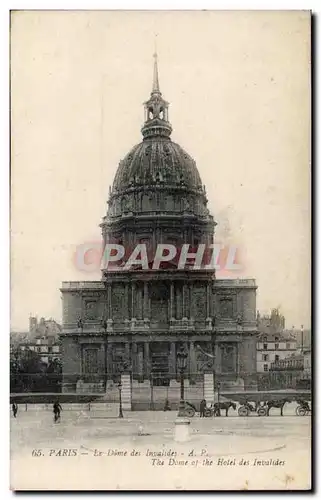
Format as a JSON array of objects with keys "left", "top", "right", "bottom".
[{"left": 10, "top": 10, "right": 311, "bottom": 491}]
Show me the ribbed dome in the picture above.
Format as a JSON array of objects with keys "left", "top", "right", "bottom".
[
  {"left": 102, "top": 54, "right": 214, "bottom": 258},
  {"left": 112, "top": 138, "right": 203, "bottom": 195}
]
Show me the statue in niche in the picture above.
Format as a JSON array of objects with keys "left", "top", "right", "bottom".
[
  {"left": 85, "top": 301, "right": 97, "bottom": 320},
  {"left": 195, "top": 343, "right": 214, "bottom": 371},
  {"left": 237, "top": 313, "right": 243, "bottom": 325},
  {"left": 115, "top": 198, "right": 121, "bottom": 215},
  {"left": 122, "top": 196, "right": 131, "bottom": 213},
  {"left": 220, "top": 298, "right": 233, "bottom": 318}
]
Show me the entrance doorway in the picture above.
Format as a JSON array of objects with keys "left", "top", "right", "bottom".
[{"left": 150, "top": 342, "right": 170, "bottom": 386}]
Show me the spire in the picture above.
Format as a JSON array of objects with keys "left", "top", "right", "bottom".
[
  {"left": 152, "top": 51, "right": 160, "bottom": 94},
  {"left": 141, "top": 48, "right": 172, "bottom": 140}
]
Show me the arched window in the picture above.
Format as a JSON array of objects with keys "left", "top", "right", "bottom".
[{"left": 142, "top": 193, "right": 151, "bottom": 211}]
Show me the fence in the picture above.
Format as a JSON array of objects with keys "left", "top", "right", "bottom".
[{"left": 10, "top": 370, "right": 311, "bottom": 399}]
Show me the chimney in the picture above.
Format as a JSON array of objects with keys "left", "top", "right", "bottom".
[{"left": 29, "top": 316, "right": 37, "bottom": 333}]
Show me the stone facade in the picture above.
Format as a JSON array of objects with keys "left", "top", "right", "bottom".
[{"left": 60, "top": 54, "right": 258, "bottom": 392}]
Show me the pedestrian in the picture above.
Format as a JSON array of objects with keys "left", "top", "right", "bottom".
[
  {"left": 200, "top": 399, "right": 206, "bottom": 417},
  {"left": 12, "top": 402, "right": 18, "bottom": 418},
  {"left": 214, "top": 403, "right": 221, "bottom": 417},
  {"left": 163, "top": 399, "right": 171, "bottom": 411},
  {"left": 53, "top": 401, "right": 62, "bottom": 423}
]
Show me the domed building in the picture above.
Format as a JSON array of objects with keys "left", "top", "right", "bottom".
[{"left": 60, "top": 54, "right": 258, "bottom": 403}]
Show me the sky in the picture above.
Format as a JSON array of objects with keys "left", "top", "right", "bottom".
[{"left": 10, "top": 10, "right": 311, "bottom": 331}]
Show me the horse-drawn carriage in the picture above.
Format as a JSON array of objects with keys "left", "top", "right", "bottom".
[
  {"left": 178, "top": 391, "right": 311, "bottom": 418},
  {"left": 179, "top": 401, "right": 237, "bottom": 417},
  {"left": 295, "top": 400, "right": 311, "bottom": 416},
  {"left": 238, "top": 401, "right": 266, "bottom": 417},
  {"left": 235, "top": 392, "right": 312, "bottom": 417}
]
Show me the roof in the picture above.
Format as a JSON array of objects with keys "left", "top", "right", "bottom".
[
  {"left": 257, "top": 332, "right": 297, "bottom": 342},
  {"left": 111, "top": 140, "right": 203, "bottom": 197}
]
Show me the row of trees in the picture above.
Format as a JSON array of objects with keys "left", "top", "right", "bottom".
[{"left": 10, "top": 347, "right": 62, "bottom": 393}]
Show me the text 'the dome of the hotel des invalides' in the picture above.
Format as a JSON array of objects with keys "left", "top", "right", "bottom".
[{"left": 60, "top": 53, "right": 258, "bottom": 397}]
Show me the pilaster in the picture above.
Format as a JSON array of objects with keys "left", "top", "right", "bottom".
[
  {"left": 131, "top": 282, "right": 136, "bottom": 319},
  {"left": 169, "top": 341, "right": 176, "bottom": 377},
  {"left": 124, "top": 283, "right": 129, "bottom": 320},
  {"left": 144, "top": 282, "right": 149, "bottom": 319},
  {"left": 144, "top": 342, "right": 150, "bottom": 379},
  {"left": 189, "top": 340, "right": 197, "bottom": 376},
  {"left": 170, "top": 281, "right": 175, "bottom": 319}
]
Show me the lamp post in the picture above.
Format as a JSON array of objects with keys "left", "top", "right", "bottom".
[
  {"left": 118, "top": 381, "right": 123, "bottom": 418},
  {"left": 177, "top": 345, "right": 188, "bottom": 417},
  {"left": 101, "top": 318, "right": 108, "bottom": 390},
  {"left": 174, "top": 345, "right": 190, "bottom": 443},
  {"left": 211, "top": 315, "right": 217, "bottom": 404},
  {"left": 217, "top": 381, "right": 221, "bottom": 404}
]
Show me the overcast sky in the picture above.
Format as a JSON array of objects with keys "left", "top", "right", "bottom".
[{"left": 11, "top": 10, "right": 310, "bottom": 331}]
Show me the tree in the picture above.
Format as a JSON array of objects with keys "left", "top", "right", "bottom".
[
  {"left": 10, "top": 347, "right": 45, "bottom": 392},
  {"left": 46, "top": 358, "right": 62, "bottom": 392}
]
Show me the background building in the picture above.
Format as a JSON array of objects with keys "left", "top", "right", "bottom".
[
  {"left": 17, "top": 337, "right": 61, "bottom": 365},
  {"left": 256, "top": 332, "right": 297, "bottom": 373},
  {"left": 10, "top": 316, "right": 62, "bottom": 393},
  {"left": 256, "top": 309, "right": 297, "bottom": 373},
  {"left": 10, "top": 316, "right": 61, "bottom": 365}
]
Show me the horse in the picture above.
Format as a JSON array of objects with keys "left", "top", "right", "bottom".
[
  {"left": 266, "top": 398, "right": 290, "bottom": 416},
  {"left": 213, "top": 401, "right": 237, "bottom": 417}
]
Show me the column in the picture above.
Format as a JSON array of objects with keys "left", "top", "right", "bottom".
[
  {"left": 144, "top": 282, "right": 149, "bottom": 319},
  {"left": 137, "top": 344, "right": 144, "bottom": 380},
  {"left": 107, "top": 284, "right": 112, "bottom": 319},
  {"left": 189, "top": 283, "right": 193, "bottom": 319},
  {"left": 236, "top": 343, "right": 240, "bottom": 376},
  {"left": 125, "top": 339, "right": 130, "bottom": 360},
  {"left": 206, "top": 282, "right": 210, "bottom": 318},
  {"left": 104, "top": 339, "right": 107, "bottom": 384},
  {"left": 176, "top": 286, "right": 180, "bottom": 319},
  {"left": 131, "top": 282, "right": 136, "bottom": 319},
  {"left": 170, "top": 282, "right": 175, "bottom": 318},
  {"left": 144, "top": 342, "right": 150, "bottom": 379},
  {"left": 131, "top": 342, "right": 137, "bottom": 378},
  {"left": 203, "top": 372, "right": 215, "bottom": 405},
  {"left": 169, "top": 342, "right": 176, "bottom": 377},
  {"left": 182, "top": 284, "right": 186, "bottom": 318},
  {"left": 189, "top": 341, "right": 197, "bottom": 377},
  {"left": 124, "top": 283, "right": 129, "bottom": 320},
  {"left": 107, "top": 342, "right": 113, "bottom": 381}
]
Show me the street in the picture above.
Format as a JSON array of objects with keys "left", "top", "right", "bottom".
[{"left": 10, "top": 404, "right": 311, "bottom": 490}]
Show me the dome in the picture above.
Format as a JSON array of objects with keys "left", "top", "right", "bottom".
[
  {"left": 106, "top": 52, "right": 210, "bottom": 222},
  {"left": 112, "top": 139, "right": 203, "bottom": 195},
  {"left": 102, "top": 53, "right": 214, "bottom": 250}
]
